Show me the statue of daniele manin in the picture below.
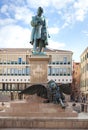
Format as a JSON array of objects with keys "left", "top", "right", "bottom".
[{"left": 30, "top": 7, "right": 50, "bottom": 55}]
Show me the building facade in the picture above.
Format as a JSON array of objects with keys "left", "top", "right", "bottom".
[
  {"left": 0, "top": 48, "right": 73, "bottom": 100},
  {"left": 71, "top": 62, "right": 81, "bottom": 101},
  {"left": 80, "top": 47, "right": 88, "bottom": 96}
]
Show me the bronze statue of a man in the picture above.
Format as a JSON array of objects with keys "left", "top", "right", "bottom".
[{"left": 30, "top": 7, "right": 49, "bottom": 54}]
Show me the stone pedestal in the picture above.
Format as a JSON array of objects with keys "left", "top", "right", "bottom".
[
  {"left": 0, "top": 99, "right": 78, "bottom": 117},
  {"left": 29, "top": 55, "right": 50, "bottom": 84},
  {"left": 0, "top": 99, "right": 88, "bottom": 129}
]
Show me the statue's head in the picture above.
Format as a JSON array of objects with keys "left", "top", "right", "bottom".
[
  {"left": 48, "top": 80, "right": 57, "bottom": 90},
  {"left": 37, "top": 7, "right": 43, "bottom": 16},
  {"left": 50, "top": 82, "right": 57, "bottom": 89}
]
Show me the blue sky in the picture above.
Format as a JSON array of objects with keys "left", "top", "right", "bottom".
[{"left": 0, "top": 0, "right": 88, "bottom": 62}]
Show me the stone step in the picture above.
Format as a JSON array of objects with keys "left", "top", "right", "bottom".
[
  {"left": 2, "top": 101, "right": 77, "bottom": 117},
  {"left": 0, "top": 111, "right": 77, "bottom": 117},
  {"left": 0, "top": 100, "right": 87, "bottom": 129},
  {"left": 0, "top": 117, "right": 88, "bottom": 129},
  {"left": 10, "top": 102, "right": 69, "bottom": 112},
  {"left": 0, "top": 128, "right": 85, "bottom": 130}
]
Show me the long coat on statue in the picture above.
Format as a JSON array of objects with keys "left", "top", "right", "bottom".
[{"left": 30, "top": 15, "right": 48, "bottom": 47}]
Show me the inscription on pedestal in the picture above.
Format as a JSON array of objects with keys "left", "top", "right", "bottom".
[{"left": 29, "top": 55, "right": 50, "bottom": 84}]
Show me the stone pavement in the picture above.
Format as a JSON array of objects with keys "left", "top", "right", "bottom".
[
  {"left": 78, "top": 112, "right": 88, "bottom": 118},
  {"left": 0, "top": 128, "right": 88, "bottom": 130}
]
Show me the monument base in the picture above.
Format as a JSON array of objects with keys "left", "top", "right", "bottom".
[
  {"left": 29, "top": 55, "right": 50, "bottom": 84},
  {"left": 0, "top": 95, "right": 77, "bottom": 117},
  {"left": 0, "top": 98, "right": 88, "bottom": 129},
  {"left": 0, "top": 116, "right": 88, "bottom": 129}
]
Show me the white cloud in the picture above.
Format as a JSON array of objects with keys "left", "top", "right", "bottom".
[
  {"left": 61, "top": 22, "right": 69, "bottom": 29},
  {"left": 61, "top": 11, "right": 74, "bottom": 28},
  {"left": 26, "top": 0, "right": 51, "bottom": 8},
  {"left": 73, "top": 0, "right": 88, "bottom": 22},
  {"left": 52, "top": 0, "right": 74, "bottom": 9},
  {"left": 0, "top": 18, "right": 16, "bottom": 26},
  {"left": 0, "top": 0, "right": 88, "bottom": 63},
  {"left": 0, "top": 24, "right": 64, "bottom": 50},
  {"left": 48, "top": 27, "right": 60, "bottom": 34},
  {"left": 0, "top": 3, "right": 34, "bottom": 25},
  {"left": 74, "top": 0, "right": 88, "bottom": 9},
  {"left": 56, "top": 0, "right": 88, "bottom": 28},
  {"left": 75, "top": 9, "right": 85, "bottom": 21},
  {"left": 0, "top": 25, "right": 32, "bottom": 48},
  {"left": 0, "top": 4, "right": 10, "bottom": 17},
  {"left": 48, "top": 39, "right": 65, "bottom": 50},
  {"left": 14, "top": 6, "right": 33, "bottom": 24},
  {"left": 53, "top": 0, "right": 88, "bottom": 23},
  {"left": 1, "top": 0, "right": 88, "bottom": 29},
  {"left": 82, "top": 30, "right": 88, "bottom": 37},
  {"left": 1, "top": 4, "right": 8, "bottom": 13}
]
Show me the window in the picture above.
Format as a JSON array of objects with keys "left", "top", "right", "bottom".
[
  {"left": 60, "top": 68, "right": 63, "bottom": 75},
  {"left": 67, "top": 68, "right": 71, "bottom": 75},
  {"left": 3, "top": 68, "right": 7, "bottom": 75},
  {"left": 12, "top": 84, "right": 18, "bottom": 90},
  {"left": 4, "top": 84, "right": 8, "bottom": 90},
  {"left": 52, "top": 68, "right": 56, "bottom": 75},
  {"left": 63, "top": 68, "right": 66, "bottom": 75},
  {"left": 0, "top": 84, "right": 2, "bottom": 90},
  {"left": 7, "top": 68, "right": 10, "bottom": 75},
  {"left": 18, "top": 58, "right": 22, "bottom": 64},
  {"left": 26, "top": 67, "right": 30, "bottom": 75},
  {"left": 18, "top": 70, "right": 22, "bottom": 75},
  {"left": 48, "top": 67, "right": 51, "bottom": 75},
  {"left": 85, "top": 54, "right": 87, "bottom": 60},
  {"left": 83, "top": 56, "right": 84, "bottom": 61},
  {"left": 8, "top": 84, "right": 11, "bottom": 90},
  {"left": 56, "top": 68, "right": 59, "bottom": 75},
  {"left": 60, "top": 61, "right": 63, "bottom": 64},
  {"left": 10, "top": 68, "right": 14, "bottom": 75},
  {"left": 52, "top": 62, "right": 55, "bottom": 64},
  {"left": 63, "top": 57, "right": 67, "bottom": 64},
  {"left": 22, "top": 68, "right": 26, "bottom": 75},
  {"left": 56, "top": 61, "right": 59, "bottom": 64},
  {"left": 14, "top": 68, "right": 18, "bottom": 75},
  {"left": 68, "top": 61, "right": 70, "bottom": 64}
]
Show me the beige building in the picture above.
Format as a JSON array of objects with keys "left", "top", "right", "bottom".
[
  {"left": 80, "top": 47, "right": 88, "bottom": 96},
  {"left": 0, "top": 48, "right": 73, "bottom": 100},
  {"left": 71, "top": 62, "right": 80, "bottom": 101}
]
